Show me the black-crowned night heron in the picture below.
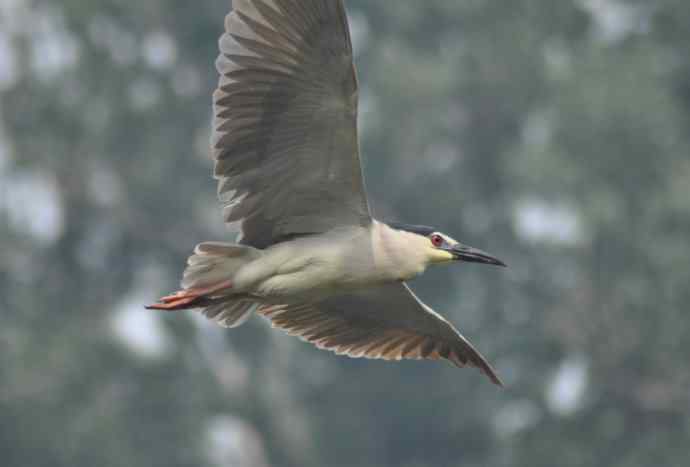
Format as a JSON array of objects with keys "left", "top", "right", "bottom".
[{"left": 148, "top": 0, "right": 506, "bottom": 385}]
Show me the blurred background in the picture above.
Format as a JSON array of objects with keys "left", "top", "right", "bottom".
[{"left": 1, "top": 0, "right": 689, "bottom": 466}]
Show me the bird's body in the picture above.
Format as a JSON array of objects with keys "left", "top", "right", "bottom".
[
  {"left": 148, "top": 0, "right": 507, "bottom": 385},
  {"left": 219, "top": 222, "right": 431, "bottom": 300}
]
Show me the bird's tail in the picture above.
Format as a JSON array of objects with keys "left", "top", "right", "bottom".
[{"left": 146, "top": 242, "right": 262, "bottom": 327}]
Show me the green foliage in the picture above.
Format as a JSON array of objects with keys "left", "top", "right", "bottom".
[{"left": 1, "top": 1, "right": 689, "bottom": 466}]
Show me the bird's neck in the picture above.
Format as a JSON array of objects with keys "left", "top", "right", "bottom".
[{"left": 371, "top": 221, "right": 429, "bottom": 281}]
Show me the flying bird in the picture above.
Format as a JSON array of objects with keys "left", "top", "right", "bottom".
[{"left": 148, "top": 0, "right": 506, "bottom": 385}]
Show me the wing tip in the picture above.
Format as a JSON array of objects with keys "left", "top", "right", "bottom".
[
  {"left": 487, "top": 369, "right": 505, "bottom": 387},
  {"left": 476, "top": 357, "right": 504, "bottom": 387},
  {"left": 448, "top": 347, "right": 504, "bottom": 387}
]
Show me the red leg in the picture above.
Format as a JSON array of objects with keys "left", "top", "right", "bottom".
[
  {"left": 146, "top": 279, "right": 233, "bottom": 311},
  {"left": 146, "top": 296, "right": 199, "bottom": 311}
]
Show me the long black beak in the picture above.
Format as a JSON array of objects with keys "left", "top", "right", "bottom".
[{"left": 450, "top": 244, "right": 506, "bottom": 267}]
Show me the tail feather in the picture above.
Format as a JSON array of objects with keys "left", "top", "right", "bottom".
[
  {"left": 147, "top": 241, "right": 262, "bottom": 329},
  {"left": 202, "top": 299, "right": 257, "bottom": 328},
  {"left": 182, "top": 241, "right": 261, "bottom": 289}
]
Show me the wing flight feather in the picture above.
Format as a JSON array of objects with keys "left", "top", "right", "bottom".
[
  {"left": 213, "top": 0, "right": 370, "bottom": 248},
  {"left": 258, "top": 283, "right": 503, "bottom": 385}
]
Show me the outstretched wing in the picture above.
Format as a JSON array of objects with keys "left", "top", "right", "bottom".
[
  {"left": 258, "top": 282, "right": 503, "bottom": 385},
  {"left": 213, "top": 0, "right": 371, "bottom": 248}
]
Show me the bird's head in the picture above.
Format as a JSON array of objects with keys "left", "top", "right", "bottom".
[{"left": 390, "top": 223, "right": 507, "bottom": 268}]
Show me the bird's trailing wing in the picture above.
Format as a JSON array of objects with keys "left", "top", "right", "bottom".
[
  {"left": 213, "top": 0, "right": 371, "bottom": 248},
  {"left": 258, "top": 283, "right": 503, "bottom": 385}
]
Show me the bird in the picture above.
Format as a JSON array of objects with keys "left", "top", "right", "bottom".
[{"left": 147, "top": 0, "right": 506, "bottom": 385}]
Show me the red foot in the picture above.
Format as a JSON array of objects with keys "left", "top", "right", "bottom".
[
  {"left": 146, "top": 280, "right": 233, "bottom": 311},
  {"left": 146, "top": 296, "right": 199, "bottom": 311}
]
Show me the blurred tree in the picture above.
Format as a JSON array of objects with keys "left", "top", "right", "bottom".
[{"left": 1, "top": 1, "right": 688, "bottom": 467}]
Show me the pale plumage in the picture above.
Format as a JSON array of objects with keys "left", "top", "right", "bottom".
[{"left": 148, "top": 0, "right": 506, "bottom": 386}]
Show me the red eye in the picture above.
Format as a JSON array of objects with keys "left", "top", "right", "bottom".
[{"left": 430, "top": 234, "right": 443, "bottom": 247}]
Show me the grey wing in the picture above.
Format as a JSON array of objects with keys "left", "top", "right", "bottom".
[
  {"left": 213, "top": 0, "right": 371, "bottom": 248},
  {"left": 258, "top": 282, "right": 503, "bottom": 386}
]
